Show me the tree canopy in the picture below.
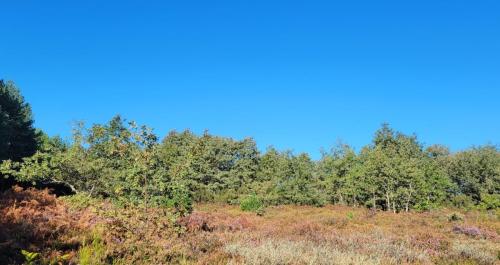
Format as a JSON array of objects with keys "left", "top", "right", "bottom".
[
  {"left": 1, "top": 80, "right": 499, "bottom": 212},
  {"left": 0, "top": 80, "right": 40, "bottom": 162}
]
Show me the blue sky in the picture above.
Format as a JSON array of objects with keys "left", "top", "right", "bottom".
[{"left": 1, "top": 1, "right": 499, "bottom": 159}]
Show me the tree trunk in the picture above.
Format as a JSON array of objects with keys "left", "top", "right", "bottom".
[
  {"left": 372, "top": 190, "right": 376, "bottom": 210},
  {"left": 385, "top": 193, "right": 390, "bottom": 211},
  {"left": 405, "top": 184, "right": 413, "bottom": 212}
]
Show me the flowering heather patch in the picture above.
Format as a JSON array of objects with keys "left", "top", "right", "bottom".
[
  {"left": 191, "top": 204, "right": 499, "bottom": 265},
  {"left": 452, "top": 225, "right": 499, "bottom": 240},
  {"left": 453, "top": 225, "right": 483, "bottom": 238},
  {"left": 1, "top": 193, "right": 499, "bottom": 264}
]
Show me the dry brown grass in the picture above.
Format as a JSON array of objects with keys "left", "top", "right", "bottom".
[
  {"left": 1, "top": 190, "right": 498, "bottom": 265},
  {"left": 193, "top": 204, "right": 499, "bottom": 265}
]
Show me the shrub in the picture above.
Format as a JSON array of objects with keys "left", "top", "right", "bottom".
[
  {"left": 79, "top": 231, "right": 106, "bottom": 265},
  {"left": 62, "top": 192, "right": 101, "bottom": 210},
  {"left": 451, "top": 194, "right": 474, "bottom": 209},
  {"left": 165, "top": 182, "right": 193, "bottom": 217},
  {"left": 452, "top": 225, "right": 482, "bottom": 238},
  {"left": 479, "top": 193, "right": 500, "bottom": 210},
  {"left": 451, "top": 242, "right": 497, "bottom": 265},
  {"left": 178, "top": 212, "right": 214, "bottom": 232},
  {"left": 413, "top": 201, "right": 432, "bottom": 212},
  {"left": 212, "top": 189, "right": 242, "bottom": 204},
  {"left": 346, "top": 211, "right": 354, "bottom": 220},
  {"left": 447, "top": 212, "right": 464, "bottom": 222},
  {"left": 240, "top": 194, "right": 264, "bottom": 213}
]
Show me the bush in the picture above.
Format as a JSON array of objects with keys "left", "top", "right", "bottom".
[
  {"left": 79, "top": 230, "right": 106, "bottom": 265},
  {"left": 479, "top": 193, "right": 500, "bottom": 210},
  {"left": 62, "top": 192, "right": 100, "bottom": 210},
  {"left": 165, "top": 182, "right": 193, "bottom": 217},
  {"left": 452, "top": 225, "right": 482, "bottom": 238},
  {"left": 447, "top": 212, "right": 464, "bottom": 222},
  {"left": 451, "top": 194, "right": 474, "bottom": 210},
  {"left": 413, "top": 201, "right": 439, "bottom": 212},
  {"left": 240, "top": 194, "right": 264, "bottom": 213}
]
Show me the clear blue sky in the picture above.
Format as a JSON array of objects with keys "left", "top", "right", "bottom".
[{"left": 1, "top": 1, "right": 499, "bottom": 159}]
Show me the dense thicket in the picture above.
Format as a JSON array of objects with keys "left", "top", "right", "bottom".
[{"left": 1, "top": 82, "right": 499, "bottom": 213}]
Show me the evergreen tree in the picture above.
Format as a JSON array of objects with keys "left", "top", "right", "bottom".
[{"left": 0, "top": 80, "right": 40, "bottom": 162}]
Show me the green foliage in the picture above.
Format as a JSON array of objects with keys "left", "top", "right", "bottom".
[
  {"left": 78, "top": 231, "right": 106, "bottom": 265},
  {"left": 62, "top": 192, "right": 101, "bottom": 210},
  {"left": 318, "top": 143, "right": 363, "bottom": 206},
  {"left": 1, "top": 95, "right": 498, "bottom": 214},
  {"left": 21, "top": 250, "right": 40, "bottom": 265},
  {"left": 446, "top": 146, "right": 500, "bottom": 205},
  {"left": 479, "top": 193, "right": 500, "bottom": 210},
  {"left": 160, "top": 130, "right": 259, "bottom": 202},
  {"left": 318, "top": 124, "right": 457, "bottom": 212},
  {"left": 412, "top": 201, "right": 432, "bottom": 212},
  {"left": 240, "top": 194, "right": 264, "bottom": 213},
  {"left": 20, "top": 249, "right": 72, "bottom": 265},
  {"left": 0, "top": 80, "right": 41, "bottom": 162},
  {"left": 450, "top": 194, "right": 475, "bottom": 210},
  {"left": 165, "top": 182, "right": 193, "bottom": 216},
  {"left": 346, "top": 212, "right": 354, "bottom": 220},
  {"left": 253, "top": 148, "right": 326, "bottom": 207}
]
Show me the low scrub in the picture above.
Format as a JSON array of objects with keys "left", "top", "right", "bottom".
[
  {"left": 2, "top": 190, "right": 499, "bottom": 265},
  {"left": 240, "top": 194, "right": 264, "bottom": 213},
  {"left": 225, "top": 239, "right": 381, "bottom": 265},
  {"left": 449, "top": 242, "right": 498, "bottom": 265},
  {"left": 0, "top": 186, "right": 96, "bottom": 264}
]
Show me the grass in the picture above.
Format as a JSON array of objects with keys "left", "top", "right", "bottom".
[
  {"left": 1, "top": 187, "right": 499, "bottom": 264},
  {"left": 225, "top": 239, "right": 381, "bottom": 265}
]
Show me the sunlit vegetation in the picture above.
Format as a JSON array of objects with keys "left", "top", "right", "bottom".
[
  {"left": 1, "top": 187, "right": 498, "bottom": 264},
  {"left": 1, "top": 80, "right": 499, "bottom": 264}
]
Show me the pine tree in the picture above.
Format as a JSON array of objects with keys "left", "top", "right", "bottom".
[{"left": 0, "top": 80, "right": 40, "bottom": 162}]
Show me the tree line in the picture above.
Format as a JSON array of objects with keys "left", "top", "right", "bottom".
[{"left": 1, "top": 80, "right": 499, "bottom": 213}]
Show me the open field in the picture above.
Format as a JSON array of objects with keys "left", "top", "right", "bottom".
[{"left": 1, "top": 187, "right": 499, "bottom": 265}]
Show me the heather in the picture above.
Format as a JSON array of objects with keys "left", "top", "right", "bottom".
[
  {"left": 1, "top": 81, "right": 499, "bottom": 264},
  {"left": 1, "top": 187, "right": 498, "bottom": 264}
]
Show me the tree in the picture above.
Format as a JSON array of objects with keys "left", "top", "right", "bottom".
[
  {"left": 0, "top": 80, "right": 40, "bottom": 162},
  {"left": 158, "top": 130, "right": 259, "bottom": 203},
  {"left": 254, "top": 148, "right": 325, "bottom": 206},
  {"left": 280, "top": 152, "right": 325, "bottom": 206},
  {"left": 446, "top": 145, "right": 500, "bottom": 205},
  {"left": 426, "top": 144, "right": 450, "bottom": 158},
  {"left": 1, "top": 84, "right": 496, "bottom": 212},
  {"left": 252, "top": 147, "right": 290, "bottom": 203},
  {"left": 352, "top": 124, "right": 453, "bottom": 212},
  {"left": 318, "top": 143, "right": 358, "bottom": 204}
]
